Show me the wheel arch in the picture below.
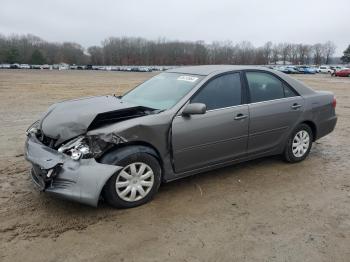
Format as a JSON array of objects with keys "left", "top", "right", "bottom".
[
  {"left": 99, "top": 141, "right": 163, "bottom": 167},
  {"left": 300, "top": 120, "right": 317, "bottom": 141}
]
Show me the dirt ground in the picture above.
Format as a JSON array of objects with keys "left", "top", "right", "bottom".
[{"left": 0, "top": 70, "right": 349, "bottom": 262}]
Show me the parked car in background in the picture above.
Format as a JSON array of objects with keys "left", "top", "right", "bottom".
[
  {"left": 25, "top": 65, "right": 337, "bottom": 208},
  {"left": 334, "top": 68, "right": 350, "bottom": 77},
  {"left": 41, "top": 64, "right": 51, "bottom": 70},
  {"left": 97, "top": 66, "right": 106, "bottom": 70},
  {"left": 58, "top": 63, "right": 69, "bottom": 70},
  {"left": 111, "top": 66, "right": 120, "bottom": 71},
  {"left": 297, "top": 66, "right": 316, "bottom": 74},
  {"left": 19, "top": 64, "right": 30, "bottom": 69},
  {"left": 31, "top": 65, "right": 42, "bottom": 69},
  {"left": 330, "top": 66, "right": 342, "bottom": 71},
  {"left": 317, "top": 66, "right": 332, "bottom": 73},
  {"left": 275, "top": 66, "right": 288, "bottom": 73},
  {"left": 0, "top": 64, "right": 11, "bottom": 69},
  {"left": 139, "top": 67, "right": 153, "bottom": 72},
  {"left": 276, "top": 66, "right": 299, "bottom": 74},
  {"left": 331, "top": 66, "right": 348, "bottom": 76},
  {"left": 287, "top": 66, "right": 300, "bottom": 74},
  {"left": 10, "top": 63, "right": 20, "bottom": 69}
]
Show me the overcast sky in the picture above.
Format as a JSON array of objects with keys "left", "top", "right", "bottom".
[{"left": 0, "top": 0, "right": 348, "bottom": 55}]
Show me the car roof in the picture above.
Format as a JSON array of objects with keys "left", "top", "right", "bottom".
[
  {"left": 167, "top": 65, "right": 268, "bottom": 76},
  {"left": 167, "top": 64, "right": 316, "bottom": 96}
]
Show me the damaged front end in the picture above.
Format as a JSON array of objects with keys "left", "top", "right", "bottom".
[
  {"left": 25, "top": 122, "right": 123, "bottom": 207},
  {"left": 24, "top": 95, "right": 164, "bottom": 207}
]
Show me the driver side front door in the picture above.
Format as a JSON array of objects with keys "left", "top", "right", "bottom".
[{"left": 171, "top": 73, "right": 249, "bottom": 173}]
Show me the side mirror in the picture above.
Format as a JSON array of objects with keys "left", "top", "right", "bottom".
[{"left": 182, "top": 103, "right": 206, "bottom": 116}]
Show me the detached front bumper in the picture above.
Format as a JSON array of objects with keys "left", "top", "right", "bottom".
[{"left": 25, "top": 134, "right": 122, "bottom": 207}]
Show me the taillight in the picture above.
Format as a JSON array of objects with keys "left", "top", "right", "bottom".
[{"left": 332, "top": 97, "right": 336, "bottom": 108}]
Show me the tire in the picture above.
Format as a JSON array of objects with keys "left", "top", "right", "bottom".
[
  {"left": 284, "top": 124, "right": 313, "bottom": 163},
  {"left": 103, "top": 152, "right": 161, "bottom": 208}
]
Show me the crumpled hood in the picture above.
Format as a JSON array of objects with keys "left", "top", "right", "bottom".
[{"left": 40, "top": 96, "right": 147, "bottom": 144}]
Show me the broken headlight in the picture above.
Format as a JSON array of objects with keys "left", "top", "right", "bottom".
[
  {"left": 26, "top": 120, "right": 40, "bottom": 136},
  {"left": 58, "top": 136, "right": 90, "bottom": 160},
  {"left": 58, "top": 134, "right": 125, "bottom": 161}
]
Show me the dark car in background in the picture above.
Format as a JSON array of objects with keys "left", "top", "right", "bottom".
[
  {"left": 10, "top": 63, "right": 20, "bottom": 69},
  {"left": 25, "top": 65, "right": 337, "bottom": 208}
]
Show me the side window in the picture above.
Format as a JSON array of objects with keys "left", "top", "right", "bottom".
[
  {"left": 191, "top": 73, "right": 242, "bottom": 110},
  {"left": 283, "top": 84, "right": 297, "bottom": 97},
  {"left": 246, "top": 72, "right": 295, "bottom": 103}
]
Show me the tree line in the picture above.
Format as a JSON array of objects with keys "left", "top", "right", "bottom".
[{"left": 0, "top": 33, "right": 346, "bottom": 66}]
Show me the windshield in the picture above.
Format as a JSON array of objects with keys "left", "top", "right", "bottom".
[{"left": 122, "top": 72, "right": 202, "bottom": 110}]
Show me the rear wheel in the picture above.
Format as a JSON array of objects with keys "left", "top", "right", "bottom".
[
  {"left": 103, "top": 152, "right": 161, "bottom": 208},
  {"left": 284, "top": 124, "right": 313, "bottom": 163}
]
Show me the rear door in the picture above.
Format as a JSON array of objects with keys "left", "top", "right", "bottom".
[
  {"left": 245, "top": 71, "right": 304, "bottom": 155},
  {"left": 172, "top": 73, "right": 249, "bottom": 173}
]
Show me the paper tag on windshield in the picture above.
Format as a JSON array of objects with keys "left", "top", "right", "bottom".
[{"left": 177, "top": 76, "right": 198, "bottom": 82}]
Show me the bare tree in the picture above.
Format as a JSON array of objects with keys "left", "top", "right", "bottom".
[
  {"left": 0, "top": 33, "right": 339, "bottom": 66},
  {"left": 323, "top": 41, "right": 336, "bottom": 64},
  {"left": 278, "top": 43, "right": 292, "bottom": 64},
  {"left": 88, "top": 46, "right": 104, "bottom": 65},
  {"left": 297, "top": 44, "right": 310, "bottom": 65},
  {"left": 254, "top": 47, "right": 266, "bottom": 64},
  {"left": 271, "top": 44, "right": 280, "bottom": 64},
  {"left": 262, "top": 41, "right": 273, "bottom": 64},
  {"left": 289, "top": 44, "right": 299, "bottom": 64},
  {"left": 341, "top": 45, "right": 350, "bottom": 63},
  {"left": 236, "top": 41, "right": 254, "bottom": 64},
  {"left": 313, "top": 43, "right": 324, "bottom": 65}
]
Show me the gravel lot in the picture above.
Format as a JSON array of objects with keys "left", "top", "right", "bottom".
[{"left": 0, "top": 70, "right": 349, "bottom": 262}]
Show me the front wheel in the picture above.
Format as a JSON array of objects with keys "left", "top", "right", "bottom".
[
  {"left": 284, "top": 124, "right": 313, "bottom": 163},
  {"left": 103, "top": 152, "right": 161, "bottom": 208}
]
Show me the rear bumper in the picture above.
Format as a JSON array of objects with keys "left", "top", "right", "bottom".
[
  {"left": 316, "top": 115, "right": 337, "bottom": 140},
  {"left": 25, "top": 134, "right": 122, "bottom": 207}
]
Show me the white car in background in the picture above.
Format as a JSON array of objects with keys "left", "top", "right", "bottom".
[
  {"left": 58, "top": 63, "right": 69, "bottom": 70},
  {"left": 41, "top": 64, "right": 51, "bottom": 70},
  {"left": 19, "top": 64, "right": 30, "bottom": 69},
  {"left": 0, "top": 64, "right": 11, "bottom": 69},
  {"left": 317, "top": 66, "right": 332, "bottom": 73}
]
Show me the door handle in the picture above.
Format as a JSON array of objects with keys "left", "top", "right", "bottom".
[
  {"left": 291, "top": 103, "right": 302, "bottom": 110},
  {"left": 234, "top": 113, "right": 247, "bottom": 120}
]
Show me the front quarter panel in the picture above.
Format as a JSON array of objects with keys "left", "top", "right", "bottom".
[
  {"left": 87, "top": 112, "right": 177, "bottom": 180},
  {"left": 87, "top": 113, "right": 173, "bottom": 156}
]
